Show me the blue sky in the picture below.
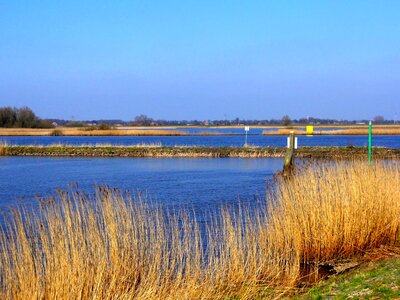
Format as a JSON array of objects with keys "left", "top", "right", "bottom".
[{"left": 0, "top": 1, "right": 399, "bottom": 120}]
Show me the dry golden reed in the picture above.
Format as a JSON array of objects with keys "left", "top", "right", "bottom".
[
  {"left": 0, "top": 127, "right": 187, "bottom": 136},
  {"left": 0, "top": 142, "right": 7, "bottom": 155},
  {"left": 267, "top": 161, "right": 400, "bottom": 266},
  {"left": 0, "top": 161, "right": 399, "bottom": 299},
  {"left": 263, "top": 127, "right": 400, "bottom": 135}
]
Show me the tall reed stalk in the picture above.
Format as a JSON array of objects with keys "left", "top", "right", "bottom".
[
  {"left": 0, "top": 161, "right": 399, "bottom": 299},
  {"left": 0, "top": 142, "right": 7, "bottom": 155}
]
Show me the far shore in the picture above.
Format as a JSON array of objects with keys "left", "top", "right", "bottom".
[
  {"left": 262, "top": 127, "right": 400, "bottom": 135},
  {"left": 1, "top": 124, "right": 400, "bottom": 136}
]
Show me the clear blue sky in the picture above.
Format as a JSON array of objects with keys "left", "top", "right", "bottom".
[{"left": 0, "top": 1, "right": 399, "bottom": 120}]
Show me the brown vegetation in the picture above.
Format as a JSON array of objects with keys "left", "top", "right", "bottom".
[
  {"left": 263, "top": 127, "right": 400, "bottom": 135},
  {"left": 0, "top": 142, "right": 7, "bottom": 155},
  {"left": 0, "top": 127, "right": 187, "bottom": 136},
  {"left": 2, "top": 125, "right": 400, "bottom": 136},
  {"left": 0, "top": 106, "right": 54, "bottom": 128},
  {"left": 1, "top": 145, "right": 400, "bottom": 159},
  {"left": 1, "top": 161, "right": 400, "bottom": 299}
]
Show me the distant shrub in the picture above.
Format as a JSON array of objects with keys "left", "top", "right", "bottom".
[
  {"left": 34, "top": 120, "right": 55, "bottom": 129},
  {"left": 64, "top": 121, "right": 85, "bottom": 127},
  {"left": 81, "top": 126, "right": 96, "bottom": 131},
  {"left": 49, "top": 129, "right": 63, "bottom": 136},
  {"left": 81, "top": 123, "right": 114, "bottom": 131},
  {"left": 97, "top": 123, "right": 113, "bottom": 130},
  {"left": 281, "top": 115, "right": 292, "bottom": 126}
]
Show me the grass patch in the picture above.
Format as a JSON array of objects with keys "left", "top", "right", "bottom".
[
  {"left": 1, "top": 145, "right": 400, "bottom": 159},
  {"left": 296, "top": 256, "right": 400, "bottom": 299}
]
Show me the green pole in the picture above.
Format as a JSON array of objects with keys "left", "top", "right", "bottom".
[{"left": 368, "top": 121, "right": 372, "bottom": 163}]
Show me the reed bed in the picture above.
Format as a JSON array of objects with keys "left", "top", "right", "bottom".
[
  {"left": 0, "top": 161, "right": 400, "bottom": 299},
  {"left": 2, "top": 125, "right": 400, "bottom": 136},
  {"left": 321, "top": 128, "right": 400, "bottom": 135},
  {"left": 68, "top": 129, "right": 187, "bottom": 136},
  {"left": 0, "top": 128, "right": 187, "bottom": 136},
  {"left": 0, "top": 128, "right": 51, "bottom": 136},
  {"left": 263, "top": 128, "right": 400, "bottom": 135},
  {"left": 268, "top": 161, "right": 400, "bottom": 262}
]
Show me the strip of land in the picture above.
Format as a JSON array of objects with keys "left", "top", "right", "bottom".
[
  {"left": 1, "top": 125, "right": 400, "bottom": 136},
  {"left": 0, "top": 128, "right": 188, "bottom": 136},
  {"left": 262, "top": 128, "right": 400, "bottom": 135},
  {"left": 1, "top": 145, "right": 400, "bottom": 158}
]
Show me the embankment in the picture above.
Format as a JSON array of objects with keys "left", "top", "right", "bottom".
[{"left": 1, "top": 145, "right": 400, "bottom": 158}]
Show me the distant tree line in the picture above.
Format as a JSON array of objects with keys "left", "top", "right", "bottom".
[
  {"left": 0, "top": 107, "right": 54, "bottom": 128},
  {"left": 2, "top": 106, "right": 394, "bottom": 128},
  {"left": 47, "top": 115, "right": 397, "bottom": 127}
]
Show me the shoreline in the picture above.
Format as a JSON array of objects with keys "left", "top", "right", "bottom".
[
  {"left": 1, "top": 125, "right": 400, "bottom": 136},
  {"left": 1, "top": 145, "right": 400, "bottom": 158}
]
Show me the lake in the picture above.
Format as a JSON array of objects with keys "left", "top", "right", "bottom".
[
  {"left": 1, "top": 134, "right": 399, "bottom": 147},
  {"left": 0, "top": 157, "right": 283, "bottom": 210}
]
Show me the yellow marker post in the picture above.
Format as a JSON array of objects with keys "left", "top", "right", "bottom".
[{"left": 306, "top": 125, "right": 314, "bottom": 135}]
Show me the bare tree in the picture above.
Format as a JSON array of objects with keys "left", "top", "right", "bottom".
[
  {"left": 16, "top": 107, "right": 37, "bottom": 128},
  {"left": 0, "top": 107, "right": 17, "bottom": 127},
  {"left": 281, "top": 115, "right": 291, "bottom": 126},
  {"left": 0, "top": 106, "right": 40, "bottom": 128},
  {"left": 373, "top": 115, "right": 384, "bottom": 123},
  {"left": 134, "top": 114, "right": 153, "bottom": 126}
]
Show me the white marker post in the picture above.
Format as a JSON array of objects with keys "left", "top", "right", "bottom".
[
  {"left": 244, "top": 126, "right": 250, "bottom": 147},
  {"left": 287, "top": 135, "right": 298, "bottom": 149}
]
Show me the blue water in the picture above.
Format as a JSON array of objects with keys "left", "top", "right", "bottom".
[
  {"left": 1, "top": 135, "right": 399, "bottom": 148},
  {"left": 0, "top": 157, "right": 283, "bottom": 210}
]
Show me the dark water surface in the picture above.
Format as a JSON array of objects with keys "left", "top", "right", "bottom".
[
  {"left": 1, "top": 135, "right": 399, "bottom": 147},
  {"left": 0, "top": 157, "right": 283, "bottom": 210}
]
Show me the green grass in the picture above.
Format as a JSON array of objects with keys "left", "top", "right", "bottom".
[{"left": 295, "top": 257, "right": 400, "bottom": 299}]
